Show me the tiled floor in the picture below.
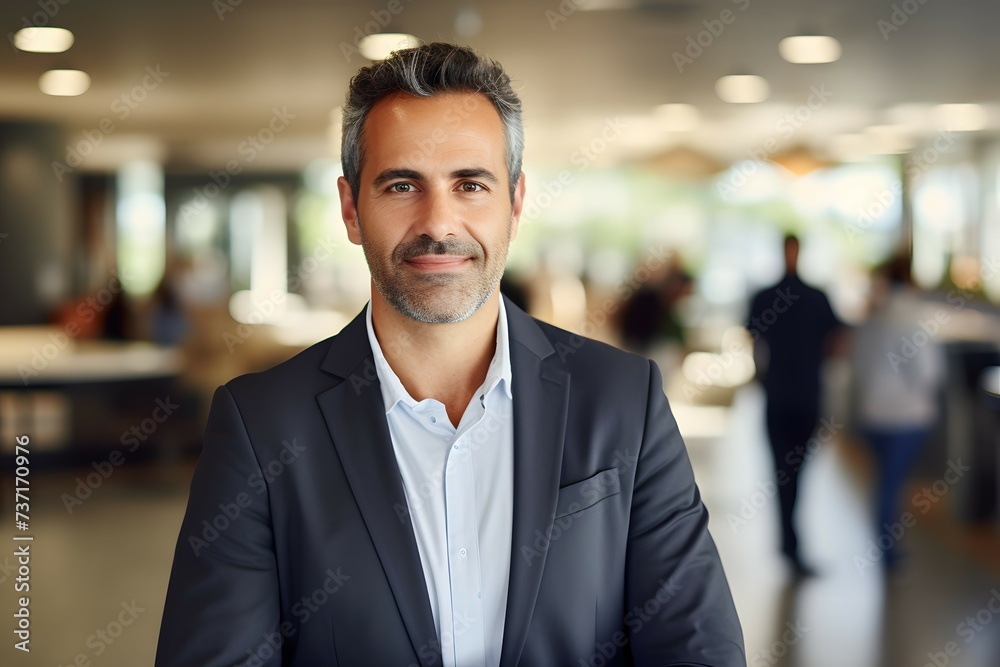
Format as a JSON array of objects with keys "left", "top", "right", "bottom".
[{"left": 2, "top": 383, "right": 998, "bottom": 666}]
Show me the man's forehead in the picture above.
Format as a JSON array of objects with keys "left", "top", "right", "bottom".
[
  {"left": 361, "top": 91, "right": 505, "bottom": 172},
  {"left": 363, "top": 91, "right": 501, "bottom": 142}
]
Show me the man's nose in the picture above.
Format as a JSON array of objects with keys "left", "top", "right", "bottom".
[{"left": 411, "top": 185, "right": 463, "bottom": 241}]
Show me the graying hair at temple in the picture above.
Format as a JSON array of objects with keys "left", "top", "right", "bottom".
[{"left": 340, "top": 42, "right": 524, "bottom": 203}]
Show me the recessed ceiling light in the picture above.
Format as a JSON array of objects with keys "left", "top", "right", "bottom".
[
  {"left": 39, "top": 69, "right": 91, "bottom": 96},
  {"left": 932, "top": 103, "right": 987, "bottom": 132},
  {"left": 715, "top": 75, "right": 769, "bottom": 104},
  {"left": 13, "top": 27, "right": 75, "bottom": 53},
  {"left": 779, "top": 35, "right": 841, "bottom": 64},
  {"left": 576, "top": 0, "right": 640, "bottom": 9},
  {"left": 454, "top": 8, "right": 483, "bottom": 38},
  {"left": 655, "top": 103, "right": 700, "bottom": 132},
  {"left": 358, "top": 33, "right": 421, "bottom": 61}
]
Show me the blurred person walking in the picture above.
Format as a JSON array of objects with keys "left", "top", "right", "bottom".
[
  {"left": 852, "top": 257, "right": 944, "bottom": 569},
  {"left": 747, "top": 234, "right": 845, "bottom": 576},
  {"left": 620, "top": 252, "right": 692, "bottom": 352}
]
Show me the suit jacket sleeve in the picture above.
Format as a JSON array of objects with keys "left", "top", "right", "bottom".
[
  {"left": 155, "top": 384, "right": 282, "bottom": 667},
  {"left": 625, "top": 360, "right": 746, "bottom": 666}
]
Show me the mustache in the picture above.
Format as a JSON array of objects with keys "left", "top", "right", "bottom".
[{"left": 397, "top": 236, "right": 483, "bottom": 261}]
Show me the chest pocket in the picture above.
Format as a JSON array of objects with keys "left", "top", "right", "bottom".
[{"left": 554, "top": 467, "right": 620, "bottom": 519}]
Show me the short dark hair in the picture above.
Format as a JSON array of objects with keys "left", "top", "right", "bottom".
[{"left": 341, "top": 42, "right": 523, "bottom": 202}]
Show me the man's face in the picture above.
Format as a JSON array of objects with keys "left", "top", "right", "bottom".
[{"left": 338, "top": 91, "right": 525, "bottom": 323}]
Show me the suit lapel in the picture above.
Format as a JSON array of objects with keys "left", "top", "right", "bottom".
[
  {"left": 317, "top": 305, "right": 441, "bottom": 666},
  {"left": 499, "top": 295, "right": 571, "bottom": 667}
]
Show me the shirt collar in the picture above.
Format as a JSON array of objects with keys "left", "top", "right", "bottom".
[{"left": 364, "top": 296, "right": 513, "bottom": 415}]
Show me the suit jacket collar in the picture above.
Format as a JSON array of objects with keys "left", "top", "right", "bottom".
[{"left": 316, "top": 294, "right": 570, "bottom": 667}]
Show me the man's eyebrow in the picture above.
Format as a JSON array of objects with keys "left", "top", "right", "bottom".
[
  {"left": 451, "top": 168, "right": 500, "bottom": 184},
  {"left": 372, "top": 168, "right": 423, "bottom": 188}
]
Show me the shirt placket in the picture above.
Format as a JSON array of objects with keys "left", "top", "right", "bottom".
[{"left": 443, "top": 404, "right": 487, "bottom": 667}]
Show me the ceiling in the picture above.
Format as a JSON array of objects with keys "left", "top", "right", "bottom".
[{"left": 2, "top": 0, "right": 999, "bottom": 173}]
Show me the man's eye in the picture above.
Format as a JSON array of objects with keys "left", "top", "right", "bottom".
[
  {"left": 390, "top": 183, "right": 412, "bottom": 193},
  {"left": 460, "top": 182, "right": 484, "bottom": 192}
]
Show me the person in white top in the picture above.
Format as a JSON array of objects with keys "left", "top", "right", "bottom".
[{"left": 853, "top": 257, "right": 945, "bottom": 569}]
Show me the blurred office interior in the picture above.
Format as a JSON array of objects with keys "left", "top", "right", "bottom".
[{"left": 1, "top": 0, "right": 1000, "bottom": 665}]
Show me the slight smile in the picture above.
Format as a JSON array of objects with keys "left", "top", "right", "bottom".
[{"left": 404, "top": 255, "right": 471, "bottom": 271}]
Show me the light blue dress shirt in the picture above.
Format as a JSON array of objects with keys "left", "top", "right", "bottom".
[{"left": 365, "top": 298, "right": 514, "bottom": 667}]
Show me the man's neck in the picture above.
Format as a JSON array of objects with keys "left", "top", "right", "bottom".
[{"left": 370, "top": 290, "right": 500, "bottom": 425}]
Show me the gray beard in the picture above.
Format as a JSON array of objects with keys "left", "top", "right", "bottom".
[{"left": 358, "top": 216, "right": 510, "bottom": 323}]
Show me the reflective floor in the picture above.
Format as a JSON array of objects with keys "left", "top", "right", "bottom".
[
  {"left": 2, "top": 383, "right": 999, "bottom": 667},
  {"left": 691, "top": 384, "right": 1000, "bottom": 667}
]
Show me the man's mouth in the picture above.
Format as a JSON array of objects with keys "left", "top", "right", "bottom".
[{"left": 404, "top": 255, "right": 471, "bottom": 270}]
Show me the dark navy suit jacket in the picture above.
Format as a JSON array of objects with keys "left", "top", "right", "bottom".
[{"left": 155, "top": 294, "right": 745, "bottom": 666}]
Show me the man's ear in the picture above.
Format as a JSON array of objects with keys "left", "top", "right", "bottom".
[
  {"left": 337, "top": 176, "right": 363, "bottom": 246},
  {"left": 510, "top": 171, "right": 526, "bottom": 242}
]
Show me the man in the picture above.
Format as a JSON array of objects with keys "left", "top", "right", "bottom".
[
  {"left": 156, "top": 43, "right": 744, "bottom": 667},
  {"left": 747, "top": 234, "right": 844, "bottom": 577}
]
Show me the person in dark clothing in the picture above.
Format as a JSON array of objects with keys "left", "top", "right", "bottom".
[{"left": 747, "top": 235, "right": 844, "bottom": 576}]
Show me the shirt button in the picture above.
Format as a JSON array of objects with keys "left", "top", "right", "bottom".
[
  {"left": 429, "top": 416, "right": 437, "bottom": 424},
  {"left": 453, "top": 444, "right": 459, "bottom": 450},
  {"left": 459, "top": 548, "right": 467, "bottom": 558}
]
